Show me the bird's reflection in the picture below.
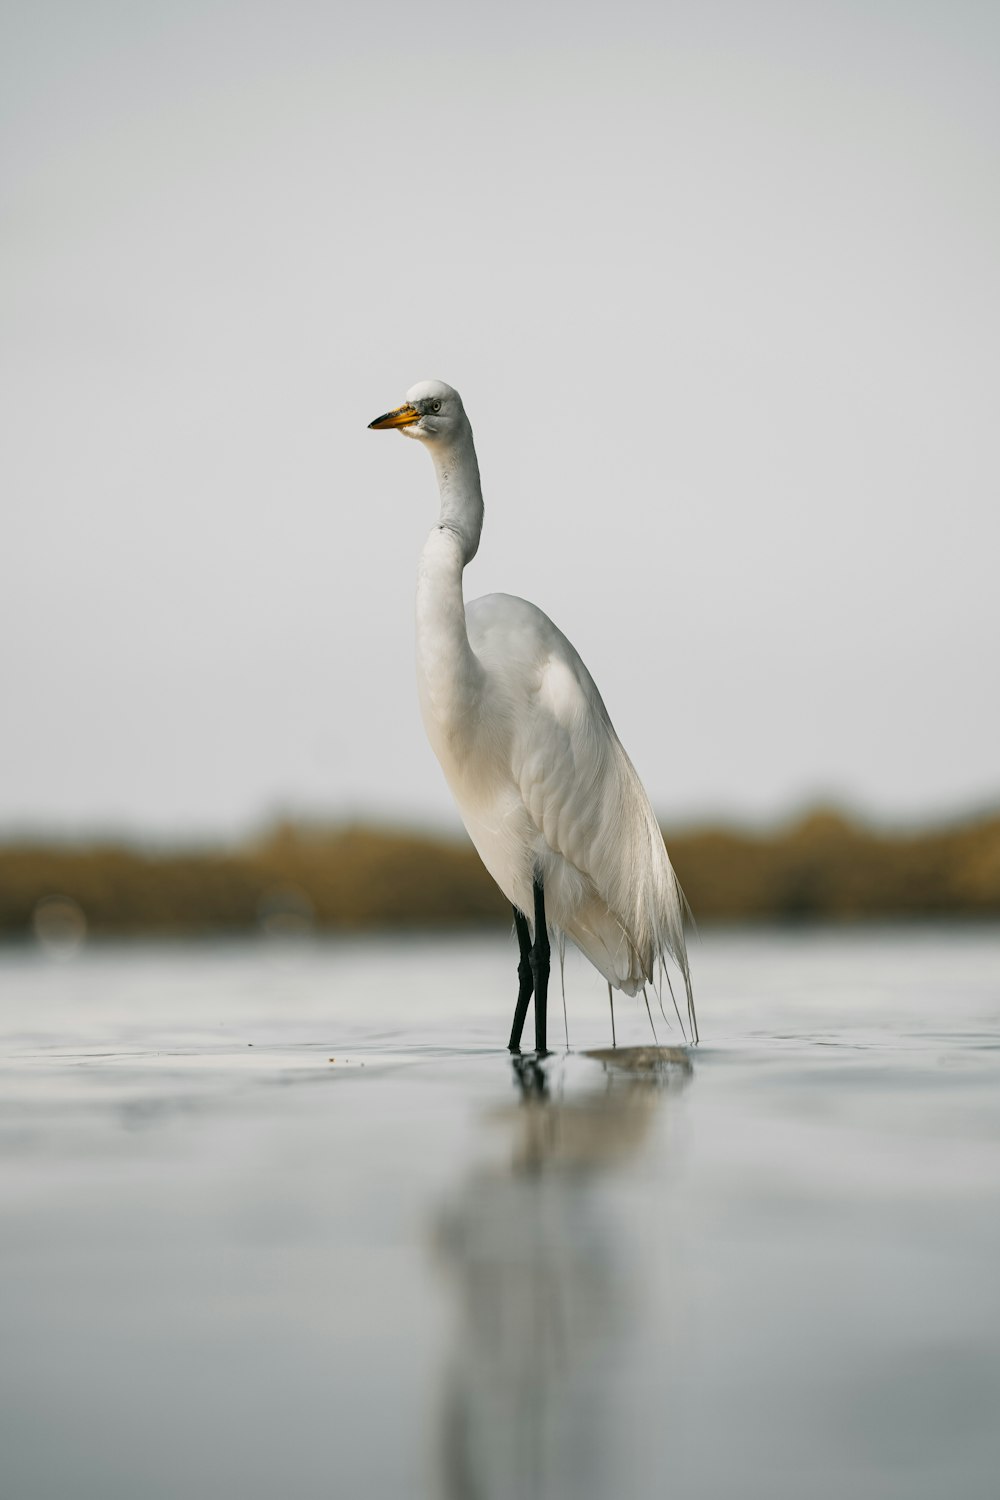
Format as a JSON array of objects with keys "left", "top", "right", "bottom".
[{"left": 434, "top": 1047, "right": 692, "bottom": 1500}]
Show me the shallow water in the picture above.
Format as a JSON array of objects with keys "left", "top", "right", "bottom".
[{"left": 1, "top": 928, "right": 999, "bottom": 1499}]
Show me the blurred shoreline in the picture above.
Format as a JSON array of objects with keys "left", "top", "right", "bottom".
[{"left": 3, "top": 807, "right": 999, "bottom": 942}]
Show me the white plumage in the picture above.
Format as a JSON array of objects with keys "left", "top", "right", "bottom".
[{"left": 369, "top": 379, "right": 697, "bottom": 1047}]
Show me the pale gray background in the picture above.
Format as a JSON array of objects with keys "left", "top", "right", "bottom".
[{"left": 3, "top": 0, "right": 998, "bottom": 840}]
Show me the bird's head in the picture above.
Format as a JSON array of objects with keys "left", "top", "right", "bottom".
[{"left": 368, "top": 379, "right": 467, "bottom": 445}]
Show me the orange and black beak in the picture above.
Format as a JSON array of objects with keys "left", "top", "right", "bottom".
[{"left": 368, "top": 402, "right": 421, "bottom": 431}]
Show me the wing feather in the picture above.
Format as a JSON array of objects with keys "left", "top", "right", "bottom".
[{"left": 467, "top": 591, "right": 697, "bottom": 1039}]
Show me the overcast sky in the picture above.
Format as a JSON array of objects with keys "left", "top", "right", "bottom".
[{"left": 2, "top": 0, "right": 998, "bottom": 840}]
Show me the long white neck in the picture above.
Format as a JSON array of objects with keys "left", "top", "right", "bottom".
[
  {"left": 415, "top": 422, "right": 485, "bottom": 734},
  {"left": 428, "top": 423, "right": 484, "bottom": 565}
]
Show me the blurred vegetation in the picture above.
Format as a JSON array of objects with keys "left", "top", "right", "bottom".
[{"left": 2, "top": 808, "right": 999, "bottom": 941}]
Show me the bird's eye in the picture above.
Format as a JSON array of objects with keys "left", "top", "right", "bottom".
[{"left": 431, "top": 400, "right": 441, "bottom": 413}]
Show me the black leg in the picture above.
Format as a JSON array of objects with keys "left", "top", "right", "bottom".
[
  {"left": 508, "top": 905, "right": 534, "bottom": 1052},
  {"left": 531, "top": 877, "right": 550, "bottom": 1055}
]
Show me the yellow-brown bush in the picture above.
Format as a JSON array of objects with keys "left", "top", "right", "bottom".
[{"left": 1, "top": 810, "right": 998, "bottom": 939}]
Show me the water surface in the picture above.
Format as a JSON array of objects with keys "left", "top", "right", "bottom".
[{"left": 2, "top": 928, "right": 999, "bottom": 1499}]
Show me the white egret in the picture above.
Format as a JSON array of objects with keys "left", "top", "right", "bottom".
[{"left": 368, "top": 380, "right": 697, "bottom": 1053}]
